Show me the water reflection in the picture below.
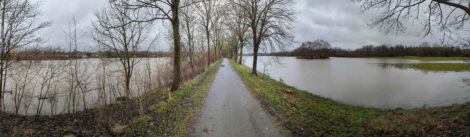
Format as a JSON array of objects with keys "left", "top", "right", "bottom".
[{"left": 2, "top": 58, "right": 170, "bottom": 115}]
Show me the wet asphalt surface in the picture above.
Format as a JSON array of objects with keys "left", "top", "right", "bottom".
[{"left": 191, "top": 59, "right": 282, "bottom": 137}]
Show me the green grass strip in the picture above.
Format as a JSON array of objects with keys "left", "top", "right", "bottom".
[
  {"left": 229, "top": 59, "right": 470, "bottom": 136},
  {"left": 363, "top": 56, "right": 470, "bottom": 61}
]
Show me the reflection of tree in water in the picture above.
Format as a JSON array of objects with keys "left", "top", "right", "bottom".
[
  {"left": 374, "top": 63, "right": 406, "bottom": 70},
  {"left": 460, "top": 60, "right": 470, "bottom": 89},
  {"left": 378, "top": 63, "right": 457, "bottom": 74},
  {"left": 261, "top": 56, "right": 285, "bottom": 79},
  {"left": 378, "top": 61, "right": 470, "bottom": 93}
]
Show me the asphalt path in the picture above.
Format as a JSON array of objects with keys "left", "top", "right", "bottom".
[{"left": 191, "top": 59, "right": 282, "bottom": 137}]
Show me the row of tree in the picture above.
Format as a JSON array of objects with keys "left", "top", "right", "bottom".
[
  {"left": 0, "top": 0, "right": 296, "bottom": 111},
  {"left": 331, "top": 44, "right": 470, "bottom": 57},
  {"left": 273, "top": 40, "right": 470, "bottom": 58},
  {"left": 95, "top": 0, "right": 295, "bottom": 93},
  {"left": 12, "top": 47, "right": 172, "bottom": 59}
]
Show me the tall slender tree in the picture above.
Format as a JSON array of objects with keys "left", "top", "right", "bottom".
[
  {"left": 227, "top": 1, "right": 249, "bottom": 64},
  {"left": 211, "top": 3, "right": 226, "bottom": 59},
  {"left": 126, "top": 0, "right": 195, "bottom": 91},
  {"left": 195, "top": 0, "right": 218, "bottom": 66},
  {"left": 181, "top": 0, "right": 197, "bottom": 71}
]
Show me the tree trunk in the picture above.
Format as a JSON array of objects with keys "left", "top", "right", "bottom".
[
  {"left": 171, "top": 0, "right": 181, "bottom": 92},
  {"left": 238, "top": 44, "right": 243, "bottom": 64},
  {"left": 252, "top": 23, "right": 259, "bottom": 75},
  {"left": 189, "top": 43, "right": 193, "bottom": 71},
  {"left": 206, "top": 31, "right": 211, "bottom": 66},
  {"left": 252, "top": 45, "right": 258, "bottom": 75},
  {"left": 234, "top": 43, "right": 238, "bottom": 61},
  {"left": 185, "top": 19, "right": 194, "bottom": 71},
  {"left": 214, "top": 47, "right": 217, "bottom": 60},
  {"left": 125, "top": 72, "right": 131, "bottom": 98},
  {"left": 0, "top": 0, "right": 6, "bottom": 110},
  {"left": 0, "top": 66, "right": 3, "bottom": 110}
]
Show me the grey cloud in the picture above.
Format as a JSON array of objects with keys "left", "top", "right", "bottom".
[
  {"left": 36, "top": 0, "right": 445, "bottom": 52},
  {"left": 292, "top": 0, "right": 442, "bottom": 50},
  {"left": 38, "top": 0, "right": 107, "bottom": 50}
]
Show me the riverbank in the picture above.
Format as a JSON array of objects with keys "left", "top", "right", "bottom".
[
  {"left": 0, "top": 59, "right": 222, "bottom": 136},
  {"left": 363, "top": 56, "right": 470, "bottom": 61},
  {"left": 229, "top": 60, "right": 470, "bottom": 136}
]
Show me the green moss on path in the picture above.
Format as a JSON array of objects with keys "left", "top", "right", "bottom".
[{"left": 229, "top": 60, "right": 470, "bottom": 136}]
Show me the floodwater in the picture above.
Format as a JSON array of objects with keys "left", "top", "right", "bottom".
[
  {"left": 243, "top": 56, "right": 470, "bottom": 109},
  {"left": 2, "top": 58, "right": 170, "bottom": 115}
]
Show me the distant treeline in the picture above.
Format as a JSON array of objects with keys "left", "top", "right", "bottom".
[
  {"left": 269, "top": 41, "right": 470, "bottom": 57},
  {"left": 11, "top": 47, "right": 171, "bottom": 60}
]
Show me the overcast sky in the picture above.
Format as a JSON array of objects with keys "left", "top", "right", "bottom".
[{"left": 37, "top": 0, "right": 444, "bottom": 52}]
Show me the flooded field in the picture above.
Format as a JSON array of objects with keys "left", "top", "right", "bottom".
[
  {"left": 2, "top": 58, "right": 171, "bottom": 115},
  {"left": 244, "top": 56, "right": 470, "bottom": 109}
]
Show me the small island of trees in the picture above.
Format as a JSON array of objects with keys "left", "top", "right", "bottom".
[{"left": 292, "top": 39, "right": 331, "bottom": 59}]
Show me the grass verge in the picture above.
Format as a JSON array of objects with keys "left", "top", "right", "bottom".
[
  {"left": 393, "top": 63, "right": 470, "bottom": 72},
  {"left": 364, "top": 56, "right": 470, "bottom": 61},
  {"left": 126, "top": 59, "right": 222, "bottom": 136},
  {"left": 229, "top": 60, "right": 470, "bottom": 136}
]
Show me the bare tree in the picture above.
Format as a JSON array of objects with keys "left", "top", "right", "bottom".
[
  {"left": 0, "top": 0, "right": 48, "bottom": 110},
  {"left": 181, "top": 1, "right": 197, "bottom": 71},
  {"left": 195, "top": 0, "right": 219, "bottom": 66},
  {"left": 36, "top": 61, "right": 65, "bottom": 115},
  {"left": 358, "top": 0, "right": 470, "bottom": 41},
  {"left": 225, "top": 31, "right": 239, "bottom": 59},
  {"left": 96, "top": 53, "right": 112, "bottom": 106},
  {"left": 10, "top": 60, "right": 39, "bottom": 115},
  {"left": 64, "top": 18, "right": 79, "bottom": 113},
  {"left": 124, "top": 0, "right": 198, "bottom": 91},
  {"left": 227, "top": 1, "right": 249, "bottom": 64},
  {"left": 211, "top": 3, "right": 227, "bottom": 59},
  {"left": 232, "top": 0, "right": 294, "bottom": 75},
  {"left": 92, "top": 1, "right": 151, "bottom": 99}
]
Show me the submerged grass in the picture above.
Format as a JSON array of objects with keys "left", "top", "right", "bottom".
[
  {"left": 229, "top": 60, "right": 470, "bottom": 136},
  {"left": 365, "top": 56, "right": 470, "bottom": 61},
  {"left": 397, "top": 63, "right": 470, "bottom": 72}
]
